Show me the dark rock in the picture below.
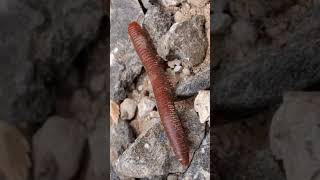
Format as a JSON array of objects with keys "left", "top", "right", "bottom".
[
  {"left": 183, "top": 134, "right": 210, "bottom": 180},
  {"left": 157, "top": 15, "right": 208, "bottom": 66},
  {"left": 110, "top": 0, "right": 144, "bottom": 102},
  {"left": 0, "top": 0, "right": 103, "bottom": 123},
  {"left": 115, "top": 98, "right": 205, "bottom": 178},
  {"left": 270, "top": 92, "right": 320, "bottom": 180},
  {"left": 143, "top": 6, "right": 173, "bottom": 47},
  {"left": 33, "top": 116, "right": 87, "bottom": 180},
  {"left": 175, "top": 67, "right": 209, "bottom": 97},
  {"left": 213, "top": 8, "right": 320, "bottom": 113},
  {"left": 110, "top": 120, "right": 135, "bottom": 168}
]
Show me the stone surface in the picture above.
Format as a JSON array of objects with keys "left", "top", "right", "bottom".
[
  {"left": 115, "top": 99, "right": 205, "bottom": 178},
  {"left": 213, "top": 8, "right": 320, "bottom": 113},
  {"left": 120, "top": 98, "right": 137, "bottom": 120},
  {"left": 0, "top": 121, "right": 30, "bottom": 180},
  {"left": 0, "top": 0, "right": 102, "bottom": 123},
  {"left": 130, "top": 111, "right": 160, "bottom": 135},
  {"left": 194, "top": 90, "right": 210, "bottom": 124},
  {"left": 83, "top": 118, "right": 108, "bottom": 180},
  {"left": 110, "top": 0, "right": 143, "bottom": 102},
  {"left": 143, "top": 6, "right": 173, "bottom": 47},
  {"left": 188, "top": 0, "right": 209, "bottom": 8},
  {"left": 33, "top": 116, "right": 87, "bottom": 180},
  {"left": 211, "top": 13, "right": 232, "bottom": 34},
  {"left": 138, "top": 97, "right": 156, "bottom": 118},
  {"left": 213, "top": 113, "right": 286, "bottom": 180},
  {"left": 110, "top": 120, "right": 135, "bottom": 168},
  {"left": 270, "top": 92, "right": 320, "bottom": 180},
  {"left": 110, "top": 100, "right": 120, "bottom": 125},
  {"left": 175, "top": 67, "right": 209, "bottom": 97},
  {"left": 161, "top": 0, "right": 184, "bottom": 7},
  {"left": 157, "top": 15, "right": 207, "bottom": 66},
  {"left": 183, "top": 134, "right": 210, "bottom": 180}
]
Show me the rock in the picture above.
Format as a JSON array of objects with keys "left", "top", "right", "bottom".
[
  {"left": 110, "top": 0, "right": 143, "bottom": 102},
  {"left": 111, "top": 165, "right": 120, "bottom": 180},
  {"left": 175, "top": 67, "right": 209, "bottom": 97},
  {"left": 182, "top": 134, "right": 210, "bottom": 180},
  {"left": 143, "top": 6, "right": 173, "bottom": 47},
  {"left": 120, "top": 98, "right": 137, "bottom": 120},
  {"left": 83, "top": 118, "right": 108, "bottom": 180},
  {"left": 194, "top": 90, "right": 210, "bottom": 124},
  {"left": 115, "top": 98, "right": 205, "bottom": 178},
  {"left": 138, "top": 97, "right": 156, "bottom": 118},
  {"left": 70, "top": 89, "right": 100, "bottom": 129},
  {"left": 0, "top": 121, "right": 30, "bottom": 180},
  {"left": 157, "top": 15, "right": 207, "bottom": 66},
  {"left": 182, "top": 68, "right": 191, "bottom": 75},
  {"left": 213, "top": 113, "right": 285, "bottom": 180},
  {"left": 188, "top": 0, "right": 209, "bottom": 8},
  {"left": 161, "top": 0, "right": 184, "bottom": 7},
  {"left": 89, "top": 73, "right": 106, "bottom": 94},
  {"left": 168, "top": 60, "right": 181, "bottom": 69},
  {"left": 270, "top": 92, "right": 320, "bottom": 180},
  {"left": 33, "top": 116, "right": 87, "bottom": 180},
  {"left": 211, "top": 13, "right": 232, "bottom": 34},
  {"left": 110, "top": 100, "right": 120, "bottom": 125},
  {"left": 141, "top": 0, "right": 153, "bottom": 9},
  {"left": 110, "top": 120, "right": 134, "bottom": 168},
  {"left": 173, "top": 65, "right": 182, "bottom": 72},
  {"left": 1, "top": 0, "right": 103, "bottom": 123},
  {"left": 130, "top": 111, "right": 160, "bottom": 135},
  {"left": 167, "top": 174, "right": 178, "bottom": 180},
  {"left": 231, "top": 19, "right": 257, "bottom": 46},
  {"left": 213, "top": 8, "right": 320, "bottom": 113}
]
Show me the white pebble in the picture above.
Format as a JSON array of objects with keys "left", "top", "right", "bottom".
[{"left": 174, "top": 65, "right": 182, "bottom": 72}]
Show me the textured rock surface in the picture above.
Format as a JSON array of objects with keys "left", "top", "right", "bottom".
[
  {"left": 0, "top": 121, "right": 30, "bottom": 180},
  {"left": 214, "top": 8, "right": 320, "bottom": 113},
  {"left": 175, "top": 67, "right": 209, "bottom": 97},
  {"left": 143, "top": 6, "right": 173, "bottom": 47},
  {"left": 115, "top": 99, "right": 205, "bottom": 178},
  {"left": 157, "top": 15, "right": 207, "bottom": 66},
  {"left": 183, "top": 134, "right": 210, "bottom": 180},
  {"left": 110, "top": 120, "right": 135, "bottom": 168},
  {"left": 194, "top": 90, "right": 210, "bottom": 124},
  {"left": 137, "top": 97, "right": 156, "bottom": 118},
  {"left": 110, "top": 100, "right": 120, "bottom": 125},
  {"left": 270, "top": 92, "right": 320, "bottom": 180},
  {"left": 0, "top": 0, "right": 102, "bottom": 123},
  {"left": 33, "top": 116, "right": 87, "bottom": 180},
  {"left": 120, "top": 98, "right": 137, "bottom": 120},
  {"left": 110, "top": 0, "right": 143, "bottom": 102}
]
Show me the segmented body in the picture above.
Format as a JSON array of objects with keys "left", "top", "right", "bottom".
[{"left": 128, "top": 22, "right": 189, "bottom": 166}]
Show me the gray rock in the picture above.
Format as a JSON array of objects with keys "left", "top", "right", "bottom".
[
  {"left": 157, "top": 15, "right": 208, "bottom": 66},
  {"left": 167, "top": 174, "right": 178, "bottom": 180},
  {"left": 120, "top": 98, "right": 137, "bottom": 120},
  {"left": 175, "top": 67, "right": 209, "bottom": 97},
  {"left": 33, "top": 116, "right": 87, "bottom": 180},
  {"left": 83, "top": 118, "right": 108, "bottom": 180},
  {"left": 110, "top": 120, "right": 135, "bottom": 168},
  {"left": 183, "top": 134, "right": 210, "bottom": 180},
  {"left": 115, "top": 99, "right": 205, "bottom": 178},
  {"left": 211, "top": 13, "right": 232, "bottom": 34},
  {"left": 213, "top": 8, "right": 320, "bottom": 113},
  {"left": 1, "top": 0, "right": 103, "bottom": 123},
  {"left": 110, "top": 0, "right": 144, "bottom": 102},
  {"left": 0, "top": 121, "right": 30, "bottom": 180},
  {"left": 138, "top": 97, "right": 156, "bottom": 118},
  {"left": 143, "top": 6, "right": 173, "bottom": 47},
  {"left": 161, "top": 0, "right": 184, "bottom": 7},
  {"left": 194, "top": 90, "right": 210, "bottom": 124},
  {"left": 270, "top": 92, "right": 320, "bottom": 180}
]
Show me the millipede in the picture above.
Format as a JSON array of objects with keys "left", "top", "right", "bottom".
[{"left": 128, "top": 21, "right": 189, "bottom": 167}]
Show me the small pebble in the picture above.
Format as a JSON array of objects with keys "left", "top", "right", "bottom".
[
  {"left": 138, "top": 97, "right": 156, "bottom": 118},
  {"left": 182, "top": 68, "right": 191, "bottom": 75},
  {"left": 120, "top": 98, "right": 137, "bottom": 120},
  {"left": 144, "top": 143, "right": 150, "bottom": 149},
  {"left": 173, "top": 65, "right": 182, "bottom": 72}
]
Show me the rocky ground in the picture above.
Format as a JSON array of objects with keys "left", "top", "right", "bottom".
[
  {"left": 110, "top": 0, "right": 210, "bottom": 179},
  {"left": 213, "top": 0, "right": 320, "bottom": 180},
  {"left": 0, "top": 0, "right": 108, "bottom": 180}
]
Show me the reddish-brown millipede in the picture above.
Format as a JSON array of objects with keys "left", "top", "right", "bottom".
[{"left": 128, "top": 21, "right": 189, "bottom": 167}]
